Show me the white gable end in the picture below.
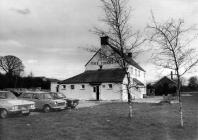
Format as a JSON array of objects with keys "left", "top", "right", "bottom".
[{"left": 85, "top": 49, "right": 120, "bottom": 71}]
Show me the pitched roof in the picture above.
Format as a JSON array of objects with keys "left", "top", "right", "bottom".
[
  {"left": 47, "top": 78, "right": 60, "bottom": 82},
  {"left": 154, "top": 76, "right": 177, "bottom": 87},
  {"left": 110, "top": 46, "right": 145, "bottom": 71},
  {"left": 133, "top": 78, "right": 145, "bottom": 86},
  {"left": 125, "top": 56, "right": 145, "bottom": 72},
  {"left": 85, "top": 47, "right": 145, "bottom": 72},
  {"left": 59, "top": 68, "right": 126, "bottom": 84}
]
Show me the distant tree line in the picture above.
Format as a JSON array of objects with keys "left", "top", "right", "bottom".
[
  {"left": 0, "top": 73, "right": 51, "bottom": 90},
  {"left": 0, "top": 55, "right": 50, "bottom": 90},
  {"left": 147, "top": 76, "right": 198, "bottom": 94},
  {"left": 182, "top": 76, "right": 198, "bottom": 92}
]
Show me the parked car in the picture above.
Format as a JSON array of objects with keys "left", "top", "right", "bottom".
[
  {"left": 19, "top": 91, "right": 66, "bottom": 112},
  {"left": 50, "top": 92, "right": 79, "bottom": 109},
  {"left": 0, "top": 91, "right": 35, "bottom": 119}
]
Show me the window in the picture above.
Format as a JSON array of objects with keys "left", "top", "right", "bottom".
[
  {"left": 131, "top": 67, "right": 133, "bottom": 75},
  {"left": 43, "top": 93, "right": 53, "bottom": 99},
  {"left": 81, "top": 85, "right": 85, "bottom": 89},
  {"left": 138, "top": 70, "right": 140, "bottom": 77},
  {"left": 62, "top": 85, "right": 66, "bottom": 89},
  {"left": 32, "top": 94, "right": 40, "bottom": 99},
  {"left": 93, "top": 87, "right": 96, "bottom": 92},
  {"left": 0, "top": 92, "right": 6, "bottom": 99},
  {"left": 23, "top": 93, "right": 32, "bottom": 99},
  {"left": 135, "top": 69, "right": 137, "bottom": 77},
  {"left": 71, "top": 85, "right": 75, "bottom": 89},
  {"left": 108, "top": 84, "right": 113, "bottom": 89},
  {"left": 102, "top": 85, "right": 105, "bottom": 88}
]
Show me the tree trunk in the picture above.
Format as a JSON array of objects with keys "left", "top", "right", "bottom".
[
  {"left": 179, "top": 100, "right": 184, "bottom": 127},
  {"left": 126, "top": 72, "right": 133, "bottom": 119},
  {"left": 178, "top": 88, "right": 184, "bottom": 127},
  {"left": 177, "top": 73, "right": 184, "bottom": 127},
  {"left": 128, "top": 102, "right": 132, "bottom": 118}
]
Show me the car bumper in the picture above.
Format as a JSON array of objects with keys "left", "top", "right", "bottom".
[
  {"left": 51, "top": 106, "right": 66, "bottom": 110},
  {"left": 8, "top": 108, "right": 35, "bottom": 115}
]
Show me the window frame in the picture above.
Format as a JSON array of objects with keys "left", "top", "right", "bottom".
[
  {"left": 108, "top": 84, "right": 113, "bottom": 89},
  {"left": 81, "top": 84, "right": 85, "bottom": 90},
  {"left": 62, "top": 85, "right": 66, "bottom": 90}
]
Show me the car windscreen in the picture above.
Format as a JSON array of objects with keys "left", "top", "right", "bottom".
[
  {"left": 43, "top": 93, "right": 53, "bottom": 99},
  {"left": 0, "top": 92, "right": 17, "bottom": 99},
  {"left": 51, "top": 92, "right": 66, "bottom": 99}
]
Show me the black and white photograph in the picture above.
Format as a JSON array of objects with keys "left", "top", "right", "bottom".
[{"left": 0, "top": 0, "right": 198, "bottom": 140}]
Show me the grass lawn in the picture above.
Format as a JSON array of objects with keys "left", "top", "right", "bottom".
[{"left": 0, "top": 93, "right": 198, "bottom": 140}]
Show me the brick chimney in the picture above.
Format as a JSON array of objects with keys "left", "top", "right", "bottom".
[
  {"left": 127, "top": 52, "right": 132, "bottom": 57},
  {"left": 100, "top": 36, "right": 109, "bottom": 45}
]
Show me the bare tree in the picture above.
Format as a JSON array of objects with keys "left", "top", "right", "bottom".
[
  {"left": 92, "top": 0, "right": 145, "bottom": 118},
  {"left": 147, "top": 14, "right": 198, "bottom": 127},
  {"left": 0, "top": 55, "right": 24, "bottom": 77}
]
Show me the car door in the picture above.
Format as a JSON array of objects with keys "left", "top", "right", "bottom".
[
  {"left": 32, "top": 93, "right": 43, "bottom": 109},
  {"left": 22, "top": 93, "right": 33, "bottom": 101}
]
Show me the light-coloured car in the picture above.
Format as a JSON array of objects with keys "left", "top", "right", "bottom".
[
  {"left": 19, "top": 91, "right": 66, "bottom": 112},
  {"left": 0, "top": 91, "right": 35, "bottom": 119}
]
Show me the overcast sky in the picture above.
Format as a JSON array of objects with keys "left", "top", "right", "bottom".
[{"left": 0, "top": 0, "right": 198, "bottom": 82}]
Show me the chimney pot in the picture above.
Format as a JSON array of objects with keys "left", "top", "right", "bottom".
[
  {"left": 127, "top": 52, "right": 132, "bottom": 57},
  {"left": 101, "top": 36, "right": 109, "bottom": 45},
  {"left": 171, "top": 71, "right": 173, "bottom": 80}
]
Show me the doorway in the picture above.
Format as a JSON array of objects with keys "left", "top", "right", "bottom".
[{"left": 93, "top": 86, "right": 100, "bottom": 101}]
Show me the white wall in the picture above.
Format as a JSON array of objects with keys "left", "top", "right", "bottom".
[
  {"left": 59, "top": 83, "right": 123, "bottom": 101},
  {"left": 121, "top": 65, "right": 146, "bottom": 99},
  {"left": 121, "top": 83, "right": 143, "bottom": 100},
  {"left": 100, "top": 83, "right": 122, "bottom": 100},
  {"left": 127, "top": 65, "right": 146, "bottom": 86},
  {"left": 85, "top": 51, "right": 120, "bottom": 71},
  {"left": 59, "top": 83, "right": 95, "bottom": 100},
  {"left": 50, "top": 82, "right": 58, "bottom": 92}
]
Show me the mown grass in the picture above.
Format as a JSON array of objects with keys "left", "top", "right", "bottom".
[{"left": 0, "top": 93, "right": 198, "bottom": 140}]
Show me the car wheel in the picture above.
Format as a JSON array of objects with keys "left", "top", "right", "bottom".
[
  {"left": 23, "top": 112, "right": 30, "bottom": 116},
  {"left": 0, "top": 109, "right": 8, "bottom": 119},
  {"left": 43, "top": 105, "right": 51, "bottom": 113}
]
